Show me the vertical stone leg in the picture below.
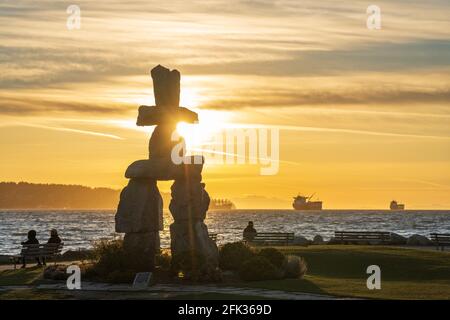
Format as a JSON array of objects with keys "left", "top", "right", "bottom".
[
  {"left": 169, "top": 178, "right": 219, "bottom": 280},
  {"left": 115, "top": 179, "right": 163, "bottom": 272},
  {"left": 123, "top": 232, "right": 160, "bottom": 271}
]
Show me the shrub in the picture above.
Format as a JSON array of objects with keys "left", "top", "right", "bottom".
[
  {"left": 219, "top": 242, "right": 255, "bottom": 271},
  {"left": 90, "top": 239, "right": 131, "bottom": 275},
  {"left": 239, "top": 256, "right": 281, "bottom": 281},
  {"left": 258, "top": 248, "right": 286, "bottom": 269},
  {"left": 283, "top": 255, "right": 307, "bottom": 279}
]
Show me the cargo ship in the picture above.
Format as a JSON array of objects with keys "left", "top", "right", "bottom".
[
  {"left": 293, "top": 193, "right": 323, "bottom": 210},
  {"left": 390, "top": 200, "right": 405, "bottom": 210},
  {"left": 210, "top": 198, "right": 236, "bottom": 210}
]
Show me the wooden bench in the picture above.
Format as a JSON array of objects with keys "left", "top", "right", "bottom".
[
  {"left": 209, "top": 233, "right": 218, "bottom": 242},
  {"left": 10, "top": 243, "right": 64, "bottom": 269},
  {"left": 334, "top": 231, "right": 391, "bottom": 244},
  {"left": 430, "top": 233, "right": 450, "bottom": 251},
  {"left": 246, "top": 232, "right": 295, "bottom": 246}
]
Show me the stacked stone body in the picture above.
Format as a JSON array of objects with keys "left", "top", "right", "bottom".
[{"left": 115, "top": 65, "right": 219, "bottom": 277}]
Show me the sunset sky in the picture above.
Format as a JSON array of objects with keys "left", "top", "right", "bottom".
[{"left": 1, "top": 0, "right": 449, "bottom": 209}]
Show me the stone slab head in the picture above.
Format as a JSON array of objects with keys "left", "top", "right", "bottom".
[{"left": 151, "top": 65, "right": 180, "bottom": 108}]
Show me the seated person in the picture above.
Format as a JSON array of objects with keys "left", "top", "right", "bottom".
[
  {"left": 243, "top": 221, "right": 257, "bottom": 242},
  {"left": 47, "top": 229, "right": 61, "bottom": 244},
  {"left": 21, "top": 230, "right": 41, "bottom": 268},
  {"left": 42, "top": 229, "right": 61, "bottom": 266}
]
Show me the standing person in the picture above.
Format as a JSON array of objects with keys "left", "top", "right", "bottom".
[
  {"left": 243, "top": 221, "right": 257, "bottom": 242},
  {"left": 42, "top": 229, "right": 62, "bottom": 266},
  {"left": 20, "top": 230, "right": 41, "bottom": 268}
]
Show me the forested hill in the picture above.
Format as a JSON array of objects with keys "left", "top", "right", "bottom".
[{"left": 0, "top": 182, "right": 121, "bottom": 209}]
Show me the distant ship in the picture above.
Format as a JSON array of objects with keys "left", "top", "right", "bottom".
[
  {"left": 390, "top": 200, "right": 405, "bottom": 210},
  {"left": 293, "top": 193, "right": 323, "bottom": 210},
  {"left": 210, "top": 198, "right": 236, "bottom": 210}
]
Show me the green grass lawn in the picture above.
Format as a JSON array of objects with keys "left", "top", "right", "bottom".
[
  {"left": 1, "top": 245, "right": 449, "bottom": 299},
  {"left": 231, "top": 245, "right": 450, "bottom": 300},
  {"left": 0, "top": 266, "right": 44, "bottom": 286}
]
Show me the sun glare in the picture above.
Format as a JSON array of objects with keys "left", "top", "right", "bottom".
[{"left": 176, "top": 109, "right": 230, "bottom": 151}]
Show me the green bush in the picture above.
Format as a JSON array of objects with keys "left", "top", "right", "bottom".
[
  {"left": 90, "top": 239, "right": 131, "bottom": 275},
  {"left": 258, "top": 248, "right": 286, "bottom": 269},
  {"left": 86, "top": 238, "right": 164, "bottom": 282},
  {"left": 219, "top": 242, "right": 255, "bottom": 270},
  {"left": 239, "top": 256, "right": 281, "bottom": 281},
  {"left": 283, "top": 255, "right": 307, "bottom": 279}
]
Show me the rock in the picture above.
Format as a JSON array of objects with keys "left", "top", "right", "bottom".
[
  {"left": 44, "top": 265, "right": 69, "bottom": 280},
  {"left": 170, "top": 221, "right": 219, "bottom": 276},
  {"left": 115, "top": 179, "right": 163, "bottom": 233},
  {"left": 123, "top": 232, "right": 160, "bottom": 271},
  {"left": 148, "top": 124, "right": 185, "bottom": 159},
  {"left": 151, "top": 65, "right": 180, "bottom": 107},
  {"left": 137, "top": 105, "right": 198, "bottom": 126},
  {"left": 313, "top": 235, "right": 324, "bottom": 245},
  {"left": 169, "top": 177, "right": 219, "bottom": 279},
  {"left": 125, "top": 156, "right": 204, "bottom": 180},
  {"left": 293, "top": 236, "right": 310, "bottom": 246},
  {"left": 390, "top": 233, "right": 407, "bottom": 245},
  {"left": 169, "top": 180, "right": 210, "bottom": 222},
  {"left": 407, "top": 234, "right": 433, "bottom": 246}
]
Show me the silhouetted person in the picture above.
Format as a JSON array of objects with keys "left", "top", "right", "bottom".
[
  {"left": 21, "top": 230, "right": 41, "bottom": 268},
  {"left": 42, "top": 229, "right": 61, "bottom": 266},
  {"left": 47, "top": 229, "right": 61, "bottom": 244},
  {"left": 243, "top": 221, "right": 257, "bottom": 242}
]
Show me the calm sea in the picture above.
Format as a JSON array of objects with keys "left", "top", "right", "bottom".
[{"left": 1, "top": 209, "right": 450, "bottom": 255}]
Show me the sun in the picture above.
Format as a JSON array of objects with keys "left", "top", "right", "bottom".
[{"left": 176, "top": 109, "right": 230, "bottom": 152}]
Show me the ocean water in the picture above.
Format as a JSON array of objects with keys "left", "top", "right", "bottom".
[{"left": 1, "top": 209, "right": 450, "bottom": 255}]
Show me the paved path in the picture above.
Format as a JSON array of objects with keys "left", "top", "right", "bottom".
[{"left": 0, "top": 282, "right": 339, "bottom": 300}]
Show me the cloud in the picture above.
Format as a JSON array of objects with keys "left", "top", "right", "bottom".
[
  {"left": 200, "top": 86, "right": 450, "bottom": 109},
  {"left": 0, "top": 96, "right": 129, "bottom": 115},
  {"left": 181, "top": 40, "right": 450, "bottom": 77},
  {"left": 14, "top": 122, "right": 124, "bottom": 140}
]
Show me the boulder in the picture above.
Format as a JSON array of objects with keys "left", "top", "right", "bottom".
[
  {"left": 390, "top": 233, "right": 407, "bottom": 245},
  {"left": 115, "top": 179, "right": 163, "bottom": 233},
  {"left": 44, "top": 265, "right": 70, "bottom": 280},
  {"left": 170, "top": 221, "right": 219, "bottom": 277},
  {"left": 123, "top": 232, "right": 160, "bottom": 271},
  {"left": 150, "top": 65, "right": 181, "bottom": 107},
  {"left": 148, "top": 124, "right": 185, "bottom": 159},
  {"left": 125, "top": 157, "right": 204, "bottom": 181},
  {"left": 137, "top": 105, "right": 198, "bottom": 126},
  {"left": 293, "top": 236, "right": 310, "bottom": 246},
  {"left": 313, "top": 235, "right": 324, "bottom": 245},
  {"left": 407, "top": 234, "right": 433, "bottom": 246},
  {"left": 169, "top": 180, "right": 210, "bottom": 222}
]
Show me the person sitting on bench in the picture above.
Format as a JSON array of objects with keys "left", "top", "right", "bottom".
[
  {"left": 21, "top": 230, "right": 41, "bottom": 268},
  {"left": 42, "top": 229, "right": 62, "bottom": 266},
  {"left": 243, "top": 221, "right": 257, "bottom": 242}
]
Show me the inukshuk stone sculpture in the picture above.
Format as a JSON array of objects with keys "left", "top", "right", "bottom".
[{"left": 115, "top": 65, "right": 219, "bottom": 278}]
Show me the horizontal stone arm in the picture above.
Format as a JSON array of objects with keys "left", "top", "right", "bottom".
[{"left": 136, "top": 105, "right": 198, "bottom": 126}]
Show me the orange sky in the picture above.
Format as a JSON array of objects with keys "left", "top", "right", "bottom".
[{"left": 0, "top": 0, "right": 449, "bottom": 209}]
